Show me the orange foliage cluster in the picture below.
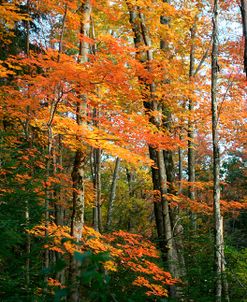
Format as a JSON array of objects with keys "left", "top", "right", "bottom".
[
  {"left": 0, "top": 2, "right": 29, "bottom": 44},
  {"left": 47, "top": 278, "right": 65, "bottom": 289},
  {"left": 167, "top": 193, "right": 247, "bottom": 216},
  {"left": 29, "top": 224, "right": 176, "bottom": 297}
]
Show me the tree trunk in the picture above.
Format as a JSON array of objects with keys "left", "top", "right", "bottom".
[
  {"left": 71, "top": 144, "right": 86, "bottom": 241},
  {"left": 69, "top": 2, "right": 92, "bottom": 301},
  {"left": 188, "top": 20, "right": 196, "bottom": 227},
  {"left": 160, "top": 1, "right": 186, "bottom": 286},
  {"left": 178, "top": 139, "right": 183, "bottom": 194},
  {"left": 92, "top": 147, "right": 102, "bottom": 232},
  {"left": 126, "top": 5, "right": 183, "bottom": 292},
  {"left": 126, "top": 167, "right": 135, "bottom": 231},
  {"left": 240, "top": 0, "right": 247, "bottom": 77},
  {"left": 70, "top": 0, "right": 91, "bottom": 240},
  {"left": 55, "top": 134, "right": 64, "bottom": 226},
  {"left": 44, "top": 124, "right": 53, "bottom": 270},
  {"left": 106, "top": 157, "right": 120, "bottom": 231},
  {"left": 126, "top": 1, "right": 167, "bottom": 250},
  {"left": 211, "top": 1, "right": 224, "bottom": 301},
  {"left": 138, "top": 10, "right": 174, "bottom": 265}
]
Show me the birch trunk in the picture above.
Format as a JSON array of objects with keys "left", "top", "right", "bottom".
[
  {"left": 70, "top": 0, "right": 91, "bottom": 241},
  {"left": 211, "top": 1, "right": 224, "bottom": 301},
  {"left": 69, "top": 2, "right": 92, "bottom": 301},
  {"left": 71, "top": 142, "right": 86, "bottom": 241}
]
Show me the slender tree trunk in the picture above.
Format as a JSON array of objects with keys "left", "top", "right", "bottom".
[
  {"left": 188, "top": 21, "right": 196, "bottom": 228},
  {"left": 240, "top": 0, "right": 247, "bottom": 77},
  {"left": 149, "top": 147, "right": 166, "bottom": 251},
  {"left": 89, "top": 15, "right": 102, "bottom": 233},
  {"left": 126, "top": 167, "right": 135, "bottom": 231},
  {"left": 69, "top": 122, "right": 86, "bottom": 302},
  {"left": 90, "top": 150, "right": 98, "bottom": 231},
  {"left": 106, "top": 157, "right": 120, "bottom": 231},
  {"left": 126, "top": 6, "right": 183, "bottom": 292},
  {"left": 44, "top": 125, "right": 53, "bottom": 270},
  {"left": 55, "top": 135, "right": 66, "bottom": 284},
  {"left": 91, "top": 108, "right": 102, "bottom": 233},
  {"left": 211, "top": 1, "right": 224, "bottom": 301},
  {"left": 92, "top": 147, "right": 102, "bottom": 232},
  {"left": 69, "top": 3, "right": 92, "bottom": 302},
  {"left": 55, "top": 135, "right": 64, "bottom": 226},
  {"left": 25, "top": 200, "right": 30, "bottom": 290},
  {"left": 178, "top": 138, "right": 183, "bottom": 194},
  {"left": 71, "top": 140, "right": 86, "bottom": 241},
  {"left": 25, "top": 1, "right": 31, "bottom": 289},
  {"left": 44, "top": 0, "right": 68, "bottom": 271},
  {"left": 126, "top": 1, "right": 167, "bottom": 253},
  {"left": 53, "top": 136, "right": 63, "bottom": 227},
  {"left": 160, "top": 1, "right": 186, "bottom": 286},
  {"left": 138, "top": 10, "right": 173, "bottom": 263},
  {"left": 160, "top": 0, "right": 170, "bottom": 50},
  {"left": 156, "top": 149, "right": 177, "bottom": 268},
  {"left": 70, "top": 0, "right": 91, "bottom": 240}
]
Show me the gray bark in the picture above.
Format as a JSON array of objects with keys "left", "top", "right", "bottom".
[
  {"left": 178, "top": 133, "right": 183, "bottom": 194},
  {"left": 106, "top": 157, "right": 120, "bottom": 231},
  {"left": 188, "top": 21, "right": 196, "bottom": 228},
  {"left": 160, "top": 1, "right": 186, "bottom": 286},
  {"left": 126, "top": 167, "right": 134, "bottom": 231},
  {"left": 70, "top": 103, "right": 86, "bottom": 241},
  {"left": 70, "top": 0, "right": 91, "bottom": 241},
  {"left": 45, "top": 104, "right": 57, "bottom": 269},
  {"left": 92, "top": 147, "right": 102, "bottom": 232},
  {"left": 138, "top": 11, "right": 174, "bottom": 262},
  {"left": 55, "top": 135, "right": 64, "bottom": 226},
  {"left": 211, "top": 1, "right": 224, "bottom": 301},
  {"left": 126, "top": 2, "right": 167, "bottom": 252},
  {"left": 126, "top": 4, "right": 183, "bottom": 290},
  {"left": 157, "top": 149, "right": 179, "bottom": 279},
  {"left": 71, "top": 144, "right": 86, "bottom": 241},
  {"left": 69, "top": 2, "right": 92, "bottom": 301}
]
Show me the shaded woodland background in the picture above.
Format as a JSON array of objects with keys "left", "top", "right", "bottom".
[{"left": 0, "top": 0, "right": 247, "bottom": 301}]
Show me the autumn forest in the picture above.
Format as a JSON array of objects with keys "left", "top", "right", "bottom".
[{"left": 0, "top": 0, "right": 247, "bottom": 301}]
